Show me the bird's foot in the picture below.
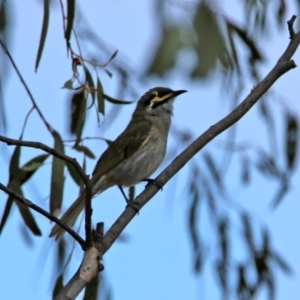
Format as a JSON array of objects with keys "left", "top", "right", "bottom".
[
  {"left": 142, "top": 178, "right": 163, "bottom": 190},
  {"left": 126, "top": 200, "right": 141, "bottom": 214}
]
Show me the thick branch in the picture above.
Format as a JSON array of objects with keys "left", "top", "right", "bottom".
[
  {"left": 54, "top": 223, "right": 104, "bottom": 300},
  {"left": 0, "top": 183, "right": 85, "bottom": 246}
]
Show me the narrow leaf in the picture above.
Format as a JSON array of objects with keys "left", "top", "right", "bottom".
[
  {"left": 65, "top": 0, "right": 75, "bottom": 45},
  {"left": 20, "top": 154, "right": 49, "bottom": 183},
  {"left": 9, "top": 138, "right": 22, "bottom": 179},
  {"left": 49, "top": 131, "right": 65, "bottom": 216},
  {"left": 285, "top": 114, "right": 298, "bottom": 171},
  {"left": 97, "top": 77, "right": 105, "bottom": 115},
  {"left": 66, "top": 162, "right": 81, "bottom": 186},
  {"left": 11, "top": 183, "right": 42, "bottom": 235},
  {"left": 69, "top": 90, "right": 87, "bottom": 146},
  {"left": 35, "top": 0, "right": 50, "bottom": 71},
  {"left": 203, "top": 152, "right": 223, "bottom": 189},
  {"left": 0, "top": 198, "right": 13, "bottom": 234},
  {"left": 271, "top": 252, "right": 292, "bottom": 274},
  {"left": 62, "top": 79, "right": 74, "bottom": 90},
  {"left": 103, "top": 93, "right": 133, "bottom": 105},
  {"left": 74, "top": 145, "right": 96, "bottom": 159},
  {"left": 84, "top": 67, "right": 96, "bottom": 105}
]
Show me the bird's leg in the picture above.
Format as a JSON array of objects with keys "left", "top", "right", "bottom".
[
  {"left": 141, "top": 178, "right": 163, "bottom": 190},
  {"left": 118, "top": 185, "right": 140, "bottom": 213}
]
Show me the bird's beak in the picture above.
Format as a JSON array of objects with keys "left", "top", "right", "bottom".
[{"left": 172, "top": 90, "right": 187, "bottom": 97}]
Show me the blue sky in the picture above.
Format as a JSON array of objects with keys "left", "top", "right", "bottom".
[{"left": 1, "top": 1, "right": 300, "bottom": 299}]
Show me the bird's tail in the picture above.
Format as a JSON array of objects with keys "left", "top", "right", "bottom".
[{"left": 49, "top": 190, "right": 86, "bottom": 240}]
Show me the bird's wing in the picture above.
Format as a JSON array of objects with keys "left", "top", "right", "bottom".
[{"left": 91, "top": 117, "right": 153, "bottom": 182}]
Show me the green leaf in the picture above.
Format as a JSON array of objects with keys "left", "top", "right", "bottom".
[
  {"left": 227, "top": 22, "right": 263, "bottom": 64},
  {"left": 69, "top": 90, "right": 87, "bottom": 146},
  {"left": 9, "top": 136, "right": 22, "bottom": 180},
  {"left": 103, "top": 94, "right": 133, "bottom": 105},
  {"left": 97, "top": 77, "right": 105, "bottom": 115},
  {"left": 65, "top": 0, "right": 75, "bottom": 45},
  {"left": 10, "top": 182, "right": 42, "bottom": 235},
  {"left": 203, "top": 152, "right": 223, "bottom": 189},
  {"left": 147, "top": 26, "right": 181, "bottom": 75},
  {"left": 74, "top": 145, "right": 96, "bottom": 159},
  {"left": 20, "top": 154, "right": 49, "bottom": 183},
  {"left": 104, "top": 69, "right": 113, "bottom": 78},
  {"left": 49, "top": 131, "right": 65, "bottom": 216},
  {"left": 285, "top": 114, "right": 298, "bottom": 171},
  {"left": 62, "top": 79, "right": 74, "bottom": 90},
  {"left": 0, "top": 197, "right": 13, "bottom": 234},
  {"left": 192, "top": 3, "right": 229, "bottom": 78},
  {"left": 35, "top": 0, "right": 50, "bottom": 71},
  {"left": 84, "top": 67, "right": 96, "bottom": 105},
  {"left": 66, "top": 161, "right": 81, "bottom": 186}
]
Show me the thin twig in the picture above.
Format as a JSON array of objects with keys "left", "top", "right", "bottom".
[
  {"left": 0, "top": 39, "right": 55, "bottom": 135},
  {"left": 287, "top": 15, "right": 297, "bottom": 39},
  {"left": 0, "top": 182, "right": 85, "bottom": 247}
]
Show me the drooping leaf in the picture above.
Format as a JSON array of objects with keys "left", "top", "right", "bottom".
[
  {"left": 271, "top": 252, "right": 292, "bottom": 274},
  {"left": 62, "top": 79, "right": 74, "bottom": 90},
  {"left": 20, "top": 154, "right": 49, "bottom": 183},
  {"left": 241, "top": 213, "right": 255, "bottom": 253},
  {"left": 241, "top": 156, "right": 250, "bottom": 185},
  {"left": 192, "top": 3, "right": 228, "bottom": 77},
  {"left": 69, "top": 90, "right": 87, "bottom": 146},
  {"left": 0, "top": 197, "right": 13, "bottom": 234},
  {"left": 49, "top": 131, "right": 65, "bottom": 216},
  {"left": 74, "top": 145, "right": 96, "bottom": 159},
  {"left": 10, "top": 183, "right": 42, "bottom": 236},
  {"left": 65, "top": 0, "right": 75, "bottom": 46},
  {"left": 270, "top": 176, "right": 289, "bottom": 208},
  {"left": 57, "top": 239, "right": 66, "bottom": 271},
  {"left": 83, "top": 274, "right": 99, "bottom": 300},
  {"left": 203, "top": 152, "right": 223, "bottom": 189},
  {"left": 66, "top": 161, "right": 81, "bottom": 186},
  {"left": 84, "top": 67, "right": 96, "bottom": 105},
  {"left": 35, "top": 0, "right": 50, "bottom": 71},
  {"left": 103, "top": 94, "right": 133, "bottom": 105},
  {"left": 9, "top": 138, "right": 22, "bottom": 180},
  {"left": 227, "top": 21, "right": 263, "bottom": 67},
  {"left": 147, "top": 26, "right": 181, "bottom": 75},
  {"left": 97, "top": 77, "right": 105, "bottom": 115},
  {"left": 285, "top": 114, "right": 298, "bottom": 171}
]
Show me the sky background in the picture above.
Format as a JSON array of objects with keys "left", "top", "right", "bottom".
[{"left": 1, "top": 1, "right": 300, "bottom": 299}]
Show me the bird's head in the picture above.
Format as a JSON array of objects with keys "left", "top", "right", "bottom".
[{"left": 133, "top": 87, "right": 187, "bottom": 117}]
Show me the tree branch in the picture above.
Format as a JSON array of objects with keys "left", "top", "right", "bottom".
[
  {"left": 58, "top": 16, "right": 300, "bottom": 299},
  {"left": 0, "top": 182, "right": 85, "bottom": 247},
  {"left": 102, "top": 16, "right": 300, "bottom": 254},
  {"left": 0, "top": 135, "right": 93, "bottom": 247}
]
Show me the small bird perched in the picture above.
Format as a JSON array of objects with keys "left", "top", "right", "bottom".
[{"left": 50, "top": 87, "right": 187, "bottom": 239}]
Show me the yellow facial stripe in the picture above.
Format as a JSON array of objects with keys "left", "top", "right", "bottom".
[{"left": 151, "top": 93, "right": 173, "bottom": 104}]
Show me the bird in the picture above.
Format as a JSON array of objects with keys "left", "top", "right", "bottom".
[{"left": 50, "top": 87, "right": 187, "bottom": 239}]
